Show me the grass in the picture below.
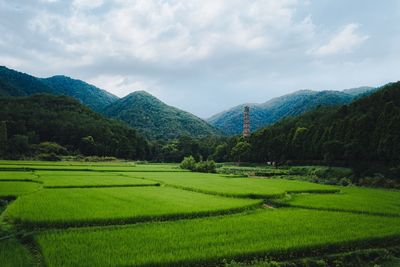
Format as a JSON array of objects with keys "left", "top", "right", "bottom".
[
  {"left": 0, "top": 171, "right": 37, "bottom": 182},
  {"left": 35, "top": 171, "right": 159, "bottom": 188},
  {"left": 123, "top": 172, "right": 339, "bottom": 198},
  {"left": 286, "top": 187, "right": 400, "bottom": 216},
  {"left": 4, "top": 186, "right": 261, "bottom": 228},
  {"left": 0, "top": 161, "right": 183, "bottom": 172},
  {"left": 0, "top": 182, "right": 41, "bottom": 197},
  {"left": 0, "top": 238, "right": 34, "bottom": 267},
  {"left": 35, "top": 208, "right": 400, "bottom": 267}
]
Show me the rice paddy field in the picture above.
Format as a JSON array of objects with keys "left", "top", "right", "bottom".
[{"left": 0, "top": 160, "right": 399, "bottom": 266}]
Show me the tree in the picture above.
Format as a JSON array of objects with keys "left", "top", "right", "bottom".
[
  {"left": 8, "top": 134, "right": 30, "bottom": 157},
  {"left": 180, "top": 156, "right": 197, "bottom": 171},
  {"left": 211, "top": 143, "right": 228, "bottom": 162},
  {"left": 231, "top": 141, "right": 251, "bottom": 164},
  {"left": 0, "top": 121, "right": 7, "bottom": 157},
  {"left": 80, "top": 136, "right": 96, "bottom": 155}
]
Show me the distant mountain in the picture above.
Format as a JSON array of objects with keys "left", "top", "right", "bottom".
[
  {"left": 0, "top": 94, "right": 148, "bottom": 159},
  {"left": 207, "top": 87, "right": 376, "bottom": 135},
  {"left": 0, "top": 66, "right": 54, "bottom": 96},
  {"left": 342, "top": 86, "right": 375, "bottom": 96},
  {"left": 41, "top": 76, "right": 118, "bottom": 112},
  {"left": 0, "top": 66, "right": 118, "bottom": 111},
  {"left": 101, "top": 91, "right": 220, "bottom": 140},
  {"left": 251, "top": 81, "right": 400, "bottom": 177}
]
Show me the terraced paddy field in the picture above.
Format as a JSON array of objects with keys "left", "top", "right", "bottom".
[
  {"left": 286, "top": 187, "right": 400, "bottom": 216},
  {"left": 0, "top": 161, "right": 399, "bottom": 267},
  {"left": 123, "top": 171, "right": 339, "bottom": 198},
  {"left": 36, "top": 209, "right": 400, "bottom": 267},
  {"left": 4, "top": 187, "right": 261, "bottom": 228},
  {"left": 0, "top": 181, "right": 41, "bottom": 197},
  {"left": 35, "top": 171, "right": 159, "bottom": 188}
]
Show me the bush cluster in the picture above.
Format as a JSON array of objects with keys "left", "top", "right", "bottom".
[{"left": 180, "top": 156, "right": 216, "bottom": 173}]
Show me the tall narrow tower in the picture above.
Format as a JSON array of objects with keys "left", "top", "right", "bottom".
[{"left": 243, "top": 106, "right": 250, "bottom": 138}]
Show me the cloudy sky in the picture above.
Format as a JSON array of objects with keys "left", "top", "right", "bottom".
[{"left": 0, "top": 0, "right": 399, "bottom": 118}]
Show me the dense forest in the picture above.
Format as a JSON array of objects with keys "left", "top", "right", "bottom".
[
  {"left": 0, "top": 66, "right": 118, "bottom": 111},
  {"left": 101, "top": 90, "right": 221, "bottom": 140},
  {"left": 0, "top": 94, "right": 149, "bottom": 160},
  {"left": 207, "top": 87, "right": 376, "bottom": 135},
  {"left": 248, "top": 82, "right": 400, "bottom": 179}
]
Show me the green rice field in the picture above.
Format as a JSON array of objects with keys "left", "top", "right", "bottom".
[
  {"left": 5, "top": 187, "right": 261, "bottom": 227},
  {"left": 123, "top": 171, "right": 339, "bottom": 198},
  {"left": 0, "top": 160, "right": 399, "bottom": 266}
]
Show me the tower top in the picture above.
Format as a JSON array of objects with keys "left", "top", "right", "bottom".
[{"left": 243, "top": 106, "right": 250, "bottom": 138}]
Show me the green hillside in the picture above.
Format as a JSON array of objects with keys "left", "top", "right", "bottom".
[
  {"left": 0, "top": 94, "right": 148, "bottom": 159},
  {"left": 0, "top": 66, "right": 118, "bottom": 111},
  {"left": 41, "top": 76, "right": 118, "bottom": 112},
  {"left": 101, "top": 91, "right": 221, "bottom": 140},
  {"left": 250, "top": 82, "right": 400, "bottom": 176},
  {"left": 0, "top": 66, "right": 54, "bottom": 96},
  {"left": 208, "top": 88, "right": 375, "bottom": 135}
]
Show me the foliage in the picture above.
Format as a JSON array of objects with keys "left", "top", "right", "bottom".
[
  {"left": 180, "top": 156, "right": 216, "bottom": 173},
  {"left": 207, "top": 88, "right": 375, "bottom": 135},
  {"left": 180, "top": 155, "right": 197, "bottom": 171},
  {"left": 231, "top": 141, "right": 251, "bottom": 163},
  {"left": 0, "top": 94, "right": 149, "bottom": 160},
  {"left": 0, "top": 66, "right": 118, "bottom": 111},
  {"left": 0, "top": 121, "right": 6, "bottom": 156},
  {"left": 250, "top": 82, "right": 400, "bottom": 185},
  {"left": 101, "top": 90, "right": 221, "bottom": 140},
  {"left": 195, "top": 160, "right": 217, "bottom": 173},
  {"left": 41, "top": 75, "right": 118, "bottom": 112}
]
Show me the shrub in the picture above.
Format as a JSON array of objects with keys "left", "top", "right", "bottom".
[
  {"left": 195, "top": 160, "right": 216, "bottom": 173},
  {"left": 37, "top": 153, "right": 61, "bottom": 161},
  {"left": 34, "top": 141, "right": 69, "bottom": 155},
  {"left": 180, "top": 156, "right": 216, "bottom": 173},
  {"left": 180, "top": 156, "right": 197, "bottom": 171}
]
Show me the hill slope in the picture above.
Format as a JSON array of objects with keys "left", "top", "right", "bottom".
[
  {"left": 41, "top": 76, "right": 118, "bottom": 112},
  {"left": 101, "top": 91, "right": 220, "bottom": 140},
  {"left": 0, "top": 94, "right": 148, "bottom": 159},
  {"left": 0, "top": 66, "right": 118, "bottom": 111},
  {"left": 251, "top": 82, "right": 400, "bottom": 173},
  {"left": 208, "top": 88, "right": 375, "bottom": 135}
]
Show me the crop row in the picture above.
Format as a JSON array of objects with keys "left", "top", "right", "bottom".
[{"left": 36, "top": 208, "right": 400, "bottom": 267}]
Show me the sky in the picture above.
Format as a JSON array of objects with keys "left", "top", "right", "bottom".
[{"left": 0, "top": 0, "right": 399, "bottom": 118}]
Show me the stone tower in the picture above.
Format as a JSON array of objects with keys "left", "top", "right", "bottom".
[{"left": 243, "top": 106, "right": 250, "bottom": 138}]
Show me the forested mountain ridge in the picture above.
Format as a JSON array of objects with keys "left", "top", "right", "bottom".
[
  {"left": 101, "top": 91, "right": 221, "bottom": 140},
  {"left": 0, "top": 66, "right": 118, "bottom": 111},
  {"left": 250, "top": 81, "right": 400, "bottom": 176},
  {"left": 208, "top": 87, "right": 376, "bottom": 135},
  {"left": 41, "top": 76, "right": 118, "bottom": 112},
  {"left": 0, "top": 94, "right": 149, "bottom": 159}
]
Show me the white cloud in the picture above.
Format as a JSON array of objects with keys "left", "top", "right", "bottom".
[
  {"left": 72, "top": 0, "right": 104, "bottom": 9},
  {"left": 309, "top": 23, "right": 369, "bottom": 56},
  {"left": 88, "top": 74, "right": 158, "bottom": 97}
]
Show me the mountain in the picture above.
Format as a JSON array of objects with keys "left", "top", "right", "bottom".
[
  {"left": 101, "top": 91, "right": 221, "bottom": 140},
  {"left": 342, "top": 86, "right": 375, "bottom": 96},
  {"left": 251, "top": 81, "right": 400, "bottom": 176},
  {"left": 41, "top": 76, "right": 118, "bottom": 112},
  {"left": 0, "top": 66, "right": 54, "bottom": 96},
  {"left": 0, "top": 66, "right": 118, "bottom": 111},
  {"left": 207, "top": 87, "right": 376, "bottom": 135},
  {"left": 0, "top": 94, "right": 148, "bottom": 159}
]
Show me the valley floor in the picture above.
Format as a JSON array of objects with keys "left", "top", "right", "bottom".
[{"left": 0, "top": 160, "right": 399, "bottom": 266}]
